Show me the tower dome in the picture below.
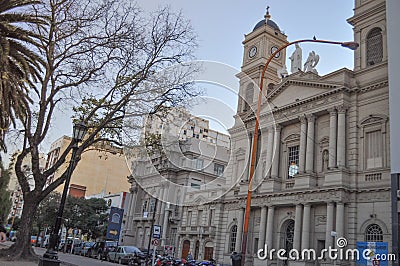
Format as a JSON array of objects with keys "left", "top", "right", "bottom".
[
  {"left": 253, "top": 6, "right": 281, "bottom": 32},
  {"left": 253, "top": 19, "right": 280, "bottom": 31}
]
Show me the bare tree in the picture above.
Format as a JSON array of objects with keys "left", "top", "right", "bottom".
[{"left": 0, "top": 0, "right": 198, "bottom": 259}]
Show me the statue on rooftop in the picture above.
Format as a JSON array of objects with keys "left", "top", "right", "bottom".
[
  {"left": 289, "top": 43, "right": 302, "bottom": 74},
  {"left": 303, "top": 51, "right": 320, "bottom": 74}
]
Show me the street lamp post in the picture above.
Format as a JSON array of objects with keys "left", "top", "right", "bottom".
[
  {"left": 40, "top": 121, "right": 87, "bottom": 265},
  {"left": 240, "top": 39, "right": 359, "bottom": 266}
]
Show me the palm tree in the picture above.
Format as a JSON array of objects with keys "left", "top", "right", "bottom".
[{"left": 0, "top": 0, "right": 45, "bottom": 152}]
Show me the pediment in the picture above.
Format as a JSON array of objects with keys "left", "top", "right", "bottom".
[
  {"left": 193, "top": 195, "right": 206, "bottom": 204},
  {"left": 267, "top": 79, "right": 339, "bottom": 108}
]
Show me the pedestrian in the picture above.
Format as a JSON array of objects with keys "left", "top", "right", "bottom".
[
  {"left": 231, "top": 251, "right": 242, "bottom": 266},
  {"left": 187, "top": 252, "right": 193, "bottom": 261},
  {"left": 0, "top": 222, "right": 7, "bottom": 242}
]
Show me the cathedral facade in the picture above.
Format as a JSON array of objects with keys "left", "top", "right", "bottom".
[{"left": 175, "top": 0, "right": 390, "bottom": 265}]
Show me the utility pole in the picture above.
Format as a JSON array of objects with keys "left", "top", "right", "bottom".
[{"left": 147, "top": 198, "right": 158, "bottom": 259}]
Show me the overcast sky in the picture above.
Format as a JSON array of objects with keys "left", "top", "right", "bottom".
[
  {"left": 136, "top": 0, "right": 356, "bottom": 134},
  {"left": 3, "top": 1, "right": 357, "bottom": 161}
]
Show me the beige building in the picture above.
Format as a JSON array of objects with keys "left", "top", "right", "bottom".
[{"left": 45, "top": 136, "right": 130, "bottom": 197}]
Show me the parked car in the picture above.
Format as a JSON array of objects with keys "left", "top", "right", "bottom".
[
  {"left": 107, "top": 246, "right": 144, "bottom": 264},
  {"left": 87, "top": 240, "right": 118, "bottom": 260},
  {"left": 72, "top": 241, "right": 83, "bottom": 255},
  {"left": 80, "top": 241, "right": 95, "bottom": 257}
]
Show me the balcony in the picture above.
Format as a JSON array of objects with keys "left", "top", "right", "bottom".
[
  {"left": 201, "top": 226, "right": 216, "bottom": 236},
  {"left": 132, "top": 212, "right": 153, "bottom": 221}
]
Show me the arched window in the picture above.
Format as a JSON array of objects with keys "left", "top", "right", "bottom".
[
  {"left": 366, "top": 28, "right": 383, "bottom": 66},
  {"left": 229, "top": 225, "right": 238, "bottom": 253},
  {"left": 285, "top": 220, "right": 295, "bottom": 252},
  {"left": 365, "top": 224, "right": 383, "bottom": 242}
]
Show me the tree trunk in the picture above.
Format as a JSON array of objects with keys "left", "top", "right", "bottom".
[{"left": 0, "top": 198, "right": 38, "bottom": 260}]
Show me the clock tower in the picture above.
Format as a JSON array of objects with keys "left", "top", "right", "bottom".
[{"left": 237, "top": 7, "right": 288, "bottom": 114}]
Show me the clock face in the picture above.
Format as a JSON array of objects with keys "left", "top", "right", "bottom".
[
  {"left": 271, "top": 46, "right": 280, "bottom": 58},
  {"left": 249, "top": 46, "right": 257, "bottom": 58}
]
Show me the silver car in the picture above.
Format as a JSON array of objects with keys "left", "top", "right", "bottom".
[
  {"left": 107, "top": 246, "right": 142, "bottom": 264},
  {"left": 80, "top": 241, "right": 95, "bottom": 256}
]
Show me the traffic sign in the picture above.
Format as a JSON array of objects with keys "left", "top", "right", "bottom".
[
  {"left": 152, "top": 239, "right": 159, "bottom": 246},
  {"left": 153, "top": 225, "right": 161, "bottom": 239}
]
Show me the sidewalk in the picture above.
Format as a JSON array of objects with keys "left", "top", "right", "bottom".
[{"left": 0, "top": 242, "right": 75, "bottom": 266}]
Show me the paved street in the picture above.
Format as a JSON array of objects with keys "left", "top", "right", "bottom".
[{"left": 0, "top": 242, "right": 117, "bottom": 266}]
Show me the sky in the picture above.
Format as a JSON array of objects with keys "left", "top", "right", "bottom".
[
  {"left": 138, "top": 0, "right": 355, "bottom": 71},
  {"left": 137, "top": 0, "right": 356, "bottom": 134},
  {"left": 3, "top": 1, "right": 357, "bottom": 161}
]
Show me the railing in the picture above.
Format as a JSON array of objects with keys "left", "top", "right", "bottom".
[
  {"left": 285, "top": 181, "right": 295, "bottom": 189},
  {"left": 178, "top": 225, "right": 216, "bottom": 235},
  {"left": 365, "top": 172, "right": 382, "bottom": 181}
]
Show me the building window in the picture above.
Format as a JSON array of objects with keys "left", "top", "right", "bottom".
[
  {"left": 229, "top": 225, "right": 238, "bottom": 253},
  {"left": 142, "top": 200, "right": 148, "bottom": 214},
  {"left": 149, "top": 199, "right": 156, "bottom": 213},
  {"left": 253, "top": 238, "right": 259, "bottom": 254},
  {"left": 187, "top": 211, "right": 192, "bottom": 226},
  {"left": 197, "top": 210, "right": 203, "bottom": 225},
  {"left": 208, "top": 209, "right": 215, "bottom": 226},
  {"left": 365, "top": 224, "right": 383, "bottom": 242},
  {"left": 366, "top": 27, "right": 383, "bottom": 66},
  {"left": 285, "top": 220, "right": 295, "bottom": 252},
  {"left": 195, "top": 159, "right": 204, "bottom": 170},
  {"left": 191, "top": 183, "right": 200, "bottom": 189},
  {"left": 288, "top": 145, "right": 299, "bottom": 178},
  {"left": 214, "top": 163, "right": 225, "bottom": 176},
  {"left": 243, "top": 83, "right": 254, "bottom": 111},
  {"left": 365, "top": 130, "right": 383, "bottom": 169}
]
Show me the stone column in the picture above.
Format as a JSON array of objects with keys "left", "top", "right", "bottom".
[
  {"left": 293, "top": 204, "right": 303, "bottom": 251},
  {"left": 266, "top": 206, "right": 275, "bottom": 249},
  {"left": 328, "top": 108, "right": 337, "bottom": 169},
  {"left": 127, "top": 186, "right": 138, "bottom": 232},
  {"left": 301, "top": 204, "right": 311, "bottom": 250},
  {"left": 305, "top": 114, "right": 316, "bottom": 173},
  {"left": 161, "top": 206, "right": 170, "bottom": 246},
  {"left": 258, "top": 206, "right": 267, "bottom": 249},
  {"left": 336, "top": 202, "right": 345, "bottom": 241},
  {"left": 299, "top": 116, "right": 307, "bottom": 173},
  {"left": 325, "top": 202, "right": 335, "bottom": 248},
  {"left": 337, "top": 105, "right": 347, "bottom": 168},
  {"left": 159, "top": 185, "right": 167, "bottom": 227},
  {"left": 235, "top": 207, "right": 245, "bottom": 252},
  {"left": 271, "top": 125, "right": 282, "bottom": 178},
  {"left": 265, "top": 127, "right": 275, "bottom": 178}
]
